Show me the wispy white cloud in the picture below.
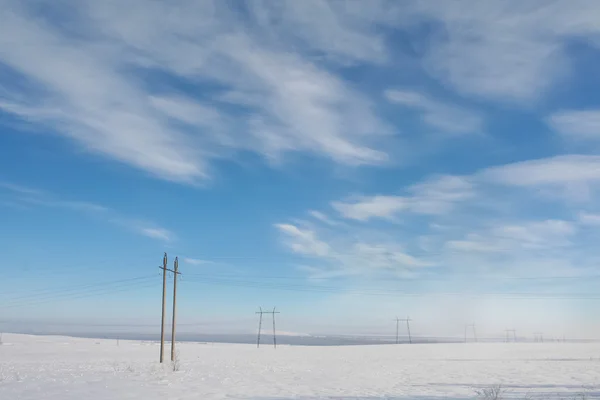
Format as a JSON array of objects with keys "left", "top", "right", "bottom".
[
  {"left": 244, "top": 1, "right": 600, "bottom": 105},
  {"left": 578, "top": 212, "right": 600, "bottom": 226},
  {"left": 445, "top": 237, "right": 502, "bottom": 253},
  {"left": 284, "top": 152, "right": 600, "bottom": 282},
  {"left": 0, "top": 0, "right": 392, "bottom": 183},
  {"left": 406, "top": 1, "right": 600, "bottom": 102},
  {"left": 333, "top": 175, "right": 473, "bottom": 221},
  {"left": 385, "top": 89, "right": 483, "bottom": 135},
  {"left": 138, "top": 228, "right": 174, "bottom": 242},
  {"left": 0, "top": 181, "right": 173, "bottom": 242},
  {"left": 479, "top": 155, "right": 600, "bottom": 201},
  {"left": 275, "top": 224, "right": 331, "bottom": 257},
  {"left": 183, "top": 258, "right": 213, "bottom": 266},
  {"left": 246, "top": 0, "right": 389, "bottom": 64},
  {"left": 332, "top": 195, "right": 407, "bottom": 222},
  {"left": 275, "top": 222, "right": 432, "bottom": 278},
  {"left": 446, "top": 220, "right": 576, "bottom": 253},
  {"left": 3, "top": 0, "right": 596, "bottom": 187},
  {"left": 329, "top": 154, "right": 600, "bottom": 233},
  {"left": 0, "top": 182, "right": 45, "bottom": 196},
  {"left": 308, "top": 210, "right": 338, "bottom": 226},
  {"left": 408, "top": 175, "right": 475, "bottom": 214},
  {"left": 547, "top": 109, "right": 600, "bottom": 140}
]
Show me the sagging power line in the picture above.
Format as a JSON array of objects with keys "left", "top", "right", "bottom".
[{"left": 181, "top": 275, "right": 600, "bottom": 300}]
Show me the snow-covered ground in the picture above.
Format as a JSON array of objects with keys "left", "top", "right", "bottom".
[{"left": 1, "top": 333, "right": 599, "bottom": 400}]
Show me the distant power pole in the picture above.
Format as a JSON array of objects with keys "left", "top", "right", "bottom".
[
  {"left": 171, "top": 256, "right": 181, "bottom": 362},
  {"left": 395, "top": 316, "right": 412, "bottom": 344},
  {"left": 256, "top": 307, "right": 280, "bottom": 348},
  {"left": 159, "top": 253, "right": 168, "bottom": 363},
  {"left": 256, "top": 307, "right": 263, "bottom": 348},
  {"left": 505, "top": 329, "right": 516, "bottom": 343},
  {"left": 272, "top": 307, "right": 278, "bottom": 348},
  {"left": 534, "top": 332, "right": 544, "bottom": 343},
  {"left": 465, "top": 323, "right": 477, "bottom": 343}
]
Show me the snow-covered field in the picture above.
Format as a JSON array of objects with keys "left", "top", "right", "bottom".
[{"left": 1, "top": 333, "right": 599, "bottom": 400}]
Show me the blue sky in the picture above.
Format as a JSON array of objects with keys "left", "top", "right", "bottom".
[{"left": 2, "top": 0, "right": 600, "bottom": 339}]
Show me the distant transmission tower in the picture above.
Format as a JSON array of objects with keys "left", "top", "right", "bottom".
[
  {"left": 505, "top": 329, "right": 516, "bottom": 342},
  {"left": 256, "top": 307, "right": 279, "bottom": 348},
  {"left": 534, "top": 332, "right": 544, "bottom": 343},
  {"left": 394, "top": 316, "right": 412, "bottom": 344},
  {"left": 465, "top": 323, "right": 477, "bottom": 343}
]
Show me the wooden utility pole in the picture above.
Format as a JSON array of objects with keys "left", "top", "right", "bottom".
[
  {"left": 158, "top": 253, "right": 181, "bottom": 363},
  {"left": 256, "top": 307, "right": 279, "bottom": 348},
  {"left": 160, "top": 253, "right": 168, "bottom": 363},
  {"left": 171, "top": 256, "right": 180, "bottom": 362}
]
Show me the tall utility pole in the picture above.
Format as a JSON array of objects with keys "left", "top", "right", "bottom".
[
  {"left": 159, "top": 253, "right": 168, "bottom": 364},
  {"left": 256, "top": 307, "right": 280, "bottom": 348},
  {"left": 395, "top": 316, "right": 412, "bottom": 344},
  {"left": 171, "top": 257, "right": 181, "bottom": 362},
  {"left": 158, "top": 253, "right": 180, "bottom": 363},
  {"left": 465, "top": 323, "right": 477, "bottom": 343}
]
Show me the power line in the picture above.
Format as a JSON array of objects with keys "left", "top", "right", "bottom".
[
  {"left": 184, "top": 271, "right": 600, "bottom": 282},
  {"left": 1, "top": 275, "right": 157, "bottom": 303},
  {"left": 1, "top": 280, "right": 159, "bottom": 310},
  {"left": 181, "top": 276, "right": 600, "bottom": 300}
]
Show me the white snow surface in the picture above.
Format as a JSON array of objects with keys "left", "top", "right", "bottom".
[{"left": 1, "top": 333, "right": 599, "bottom": 400}]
